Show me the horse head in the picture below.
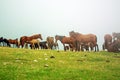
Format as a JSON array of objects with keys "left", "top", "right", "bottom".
[
  {"left": 38, "top": 34, "right": 43, "bottom": 40},
  {"left": 55, "top": 35, "right": 65, "bottom": 42}
]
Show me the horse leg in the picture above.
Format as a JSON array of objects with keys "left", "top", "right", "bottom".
[
  {"left": 102, "top": 44, "right": 105, "bottom": 51},
  {"left": 38, "top": 43, "right": 40, "bottom": 49},
  {"left": 63, "top": 44, "right": 66, "bottom": 51},
  {"left": 77, "top": 41, "right": 80, "bottom": 51},
  {"left": 33, "top": 43, "right": 35, "bottom": 49},
  {"left": 97, "top": 44, "right": 99, "bottom": 51},
  {"left": 94, "top": 44, "right": 99, "bottom": 52},
  {"left": 90, "top": 43, "right": 93, "bottom": 51},
  {"left": 22, "top": 42, "right": 24, "bottom": 48},
  {"left": 75, "top": 41, "right": 79, "bottom": 51},
  {"left": 81, "top": 45, "right": 84, "bottom": 51}
]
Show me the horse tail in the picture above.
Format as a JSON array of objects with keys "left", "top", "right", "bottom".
[
  {"left": 20, "top": 37, "right": 22, "bottom": 45},
  {"left": 95, "top": 35, "right": 97, "bottom": 43},
  {"left": 20, "top": 37, "right": 25, "bottom": 48}
]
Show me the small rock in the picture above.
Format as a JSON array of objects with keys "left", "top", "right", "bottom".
[
  {"left": 50, "top": 56, "right": 55, "bottom": 58},
  {"left": 106, "top": 60, "right": 110, "bottom": 62},
  {"left": 77, "top": 59, "right": 83, "bottom": 62},
  {"left": 44, "top": 53, "right": 47, "bottom": 56},
  {"left": 45, "top": 58, "right": 48, "bottom": 60},
  {"left": 33, "top": 60, "right": 38, "bottom": 62}
]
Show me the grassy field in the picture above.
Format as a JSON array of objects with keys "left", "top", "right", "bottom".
[{"left": 0, "top": 47, "right": 120, "bottom": 80}]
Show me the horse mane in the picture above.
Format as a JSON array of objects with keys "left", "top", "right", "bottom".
[{"left": 55, "top": 35, "right": 65, "bottom": 41}]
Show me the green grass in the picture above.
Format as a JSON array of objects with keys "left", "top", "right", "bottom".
[{"left": 0, "top": 47, "right": 120, "bottom": 80}]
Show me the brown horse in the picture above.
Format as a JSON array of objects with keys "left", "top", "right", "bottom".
[
  {"left": 27, "top": 39, "right": 40, "bottom": 49},
  {"left": 20, "top": 34, "right": 42, "bottom": 48},
  {"left": 46, "top": 36, "right": 54, "bottom": 49},
  {"left": 8, "top": 38, "right": 18, "bottom": 48},
  {"left": 55, "top": 35, "right": 75, "bottom": 51},
  {"left": 103, "top": 34, "right": 112, "bottom": 50},
  {"left": 69, "top": 31, "right": 99, "bottom": 51}
]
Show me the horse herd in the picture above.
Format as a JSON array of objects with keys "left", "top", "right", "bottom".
[{"left": 0, "top": 31, "right": 120, "bottom": 52}]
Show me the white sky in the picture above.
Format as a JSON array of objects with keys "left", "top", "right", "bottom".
[{"left": 0, "top": 0, "right": 120, "bottom": 50}]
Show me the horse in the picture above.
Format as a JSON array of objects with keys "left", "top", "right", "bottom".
[
  {"left": 107, "top": 39, "right": 120, "bottom": 52},
  {"left": 0, "top": 37, "right": 3, "bottom": 46},
  {"left": 53, "top": 42, "right": 59, "bottom": 50},
  {"left": 112, "top": 32, "right": 120, "bottom": 40},
  {"left": 40, "top": 41, "right": 48, "bottom": 49},
  {"left": 29, "top": 41, "right": 48, "bottom": 49},
  {"left": 69, "top": 31, "right": 99, "bottom": 51},
  {"left": 55, "top": 35, "right": 75, "bottom": 51},
  {"left": 8, "top": 38, "right": 18, "bottom": 48},
  {"left": 46, "top": 36, "right": 54, "bottom": 49},
  {"left": 20, "top": 34, "right": 42, "bottom": 48},
  {"left": 26, "top": 39, "right": 40, "bottom": 49},
  {"left": 2, "top": 38, "right": 10, "bottom": 47},
  {"left": 103, "top": 34, "right": 112, "bottom": 50}
]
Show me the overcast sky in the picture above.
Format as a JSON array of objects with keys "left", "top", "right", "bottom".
[{"left": 0, "top": 0, "right": 120, "bottom": 50}]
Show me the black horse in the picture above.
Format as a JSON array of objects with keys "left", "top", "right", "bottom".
[
  {"left": 0, "top": 37, "right": 10, "bottom": 47},
  {"left": 40, "top": 41, "right": 48, "bottom": 49}
]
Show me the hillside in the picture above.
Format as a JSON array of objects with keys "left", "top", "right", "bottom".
[{"left": 0, "top": 47, "right": 120, "bottom": 80}]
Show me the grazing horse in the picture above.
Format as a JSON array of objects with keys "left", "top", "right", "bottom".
[
  {"left": 0, "top": 37, "right": 11, "bottom": 47},
  {"left": 112, "top": 32, "right": 120, "bottom": 40},
  {"left": 69, "top": 31, "right": 99, "bottom": 51},
  {"left": 46, "top": 36, "right": 54, "bottom": 49},
  {"left": 55, "top": 35, "right": 75, "bottom": 51},
  {"left": 103, "top": 34, "right": 112, "bottom": 50},
  {"left": 8, "top": 38, "right": 18, "bottom": 48},
  {"left": 107, "top": 39, "right": 120, "bottom": 52},
  {"left": 27, "top": 39, "right": 40, "bottom": 49},
  {"left": 3, "top": 38, "right": 10, "bottom": 47},
  {"left": 20, "top": 34, "right": 42, "bottom": 48}
]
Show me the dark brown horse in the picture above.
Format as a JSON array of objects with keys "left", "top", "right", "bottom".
[
  {"left": 46, "top": 36, "right": 59, "bottom": 50},
  {"left": 20, "top": 34, "right": 42, "bottom": 48},
  {"left": 40, "top": 41, "right": 48, "bottom": 49},
  {"left": 8, "top": 38, "right": 18, "bottom": 48},
  {"left": 0, "top": 37, "right": 10, "bottom": 47},
  {"left": 103, "top": 34, "right": 112, "bottom": 50},
  {"left": 55, "top": 35, "right": 75, "bottom": 51},
  {"left": 69, "top": 31, "right": 99, "bottom": 51},
  {"left": 107, "top": 39, "right": 120, "bottom": 52}
]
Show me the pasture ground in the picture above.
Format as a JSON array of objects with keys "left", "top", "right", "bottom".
[{"left": 0, "top": 47, "right": 120, "bottom": 80}]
